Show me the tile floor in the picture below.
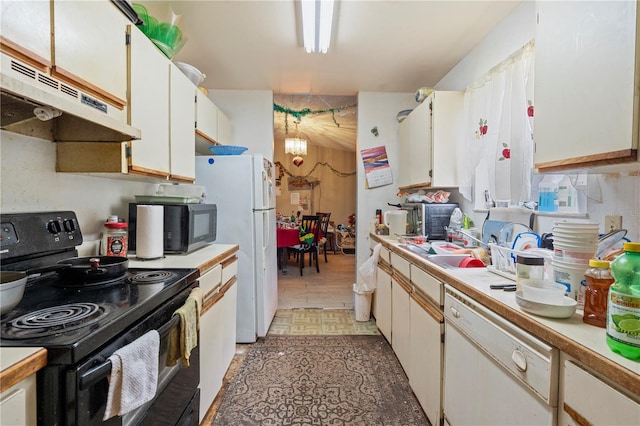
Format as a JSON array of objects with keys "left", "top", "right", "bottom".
[{"left": 201, "top": 251, "right": 382, "bottom": 424}]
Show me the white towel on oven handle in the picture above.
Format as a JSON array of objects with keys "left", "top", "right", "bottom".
[{"left": 103, "top": 330, "right": 159, "bottom": 420}]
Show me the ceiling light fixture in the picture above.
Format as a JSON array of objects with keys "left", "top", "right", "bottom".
[
  {"left": 285, "top": 121, "right": 308, "bottom": 161},
  {"left": 301, "top": 0, "right": 334, "bottom": 53},
  {"left": 285, "top": 122, "right": 308, "bottom": 155}
]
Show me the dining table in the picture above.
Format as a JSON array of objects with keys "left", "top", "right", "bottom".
[
  {"left": 276, "top": 225, "right": 322, "bottom": 274},
  {"left": 277, "top": 227, "right": 300, "bottom": 274}
]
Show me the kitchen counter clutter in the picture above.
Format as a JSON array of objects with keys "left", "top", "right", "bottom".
[{"left": 370, "top": 234, "right": 640, "bottom": 416}]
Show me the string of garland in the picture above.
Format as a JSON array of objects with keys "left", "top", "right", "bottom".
[
  {"left": 275, "top": 161, "right": 356, "bottom": 179},
  {"left": 273, "top": 103, "right": 357, "bottom": 134}
]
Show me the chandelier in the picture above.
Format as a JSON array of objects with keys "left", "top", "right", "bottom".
[
  {"left": 284, "top": 122, "right": 307, "bottom": 166},
  {"left": 284, "top": 137, "right": 307, "bottom": 156}
]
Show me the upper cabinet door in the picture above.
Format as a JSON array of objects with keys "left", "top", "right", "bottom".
[
  {"left": 53, "top": 0, "right": 128, "bottom": 110},
  {"left": 534, "top": 1, "right": 639, "bottom": 172},
  {"left": 0, "top": 0, "right": 51, "bottom": 68},
  {"left": 170, "top": 63, "right": 196, "bottom": 181},
  {"left": 397, "top": 91, "right": 462, "bottom": 189},
  {"left": 129, "top": 26, "right": 170, "bottom": 177}
]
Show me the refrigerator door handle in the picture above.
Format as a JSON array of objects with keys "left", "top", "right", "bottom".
[{"left": 262, "top": 210, "right": 271, "bottom": 270}]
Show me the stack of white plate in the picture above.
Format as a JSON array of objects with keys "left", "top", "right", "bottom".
[{"left": 551, "top": 222, "right": 599, "bottom": 299}]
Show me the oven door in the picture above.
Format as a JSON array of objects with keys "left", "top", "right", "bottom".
[{"left": 69, "top": 284, "right": 199, "bottom": 425}]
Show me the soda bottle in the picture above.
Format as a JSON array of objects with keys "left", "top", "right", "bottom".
[{"left": 606, "top": 242, "right": 640, "bottom": 359}]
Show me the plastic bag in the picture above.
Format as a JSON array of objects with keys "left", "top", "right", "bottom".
[{"left": 357, "top": 243, "right": 382, "bottom": 291}]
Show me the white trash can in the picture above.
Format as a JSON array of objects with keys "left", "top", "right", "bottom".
[{"left": 353, "top": 283, "right": 373, "bottom": 322}]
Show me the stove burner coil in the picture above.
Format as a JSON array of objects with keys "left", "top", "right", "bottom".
[
  {"left": 128, "top": 270, "right": 177, "bottom": 284},
  {"left": 2, "top": 303, "right": 108, "bottom": 339}
]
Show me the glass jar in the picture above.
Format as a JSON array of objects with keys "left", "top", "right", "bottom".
[
  {"left": 582, "top": 259, "right": 614, "bottom": 328},
  {"left": 516, "top": 254, "right": 545, "bottom": 291},
  {"left": 101, "top": 217, "right": 128, "bottom": 257}
]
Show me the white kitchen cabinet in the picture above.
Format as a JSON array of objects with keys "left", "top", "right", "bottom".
[
  {"left": 195, "top": 91, "right": 231, "bottom": 154},
  {"left": 559, "top": 356, "right": 640, "bottom": 426},
  {"left": 534, "top": 1, "right": 640, "bottom": 173},
  {"left": 198, "top": 254, "right": 238, "bottom": 423},
  {"left": 390, "top": 251, "right": 411, "bottom": 371},
  {"left": 128, "top": 26, "right": 171, "bottom": 178},
  {"left": 0, "top": 0, "right": 51, "bottom": 69},
  {"left": 0, "top": 374, "right": 37, "bottom": 426},
  {"left": 408, "top": 264, "right": 444, "bottom": 425},
  {"left": 373, "top": 263, "right": 392, "bottom": 342},
  {"left": 169, "top": 62, "right": 196, "bottom": 181},
  {"left": 409, "top": 293, "right": 443, "bottom": 426},
  {"left": 391, "top": 276, "right": 411, "bottom": 372},
  {"left": 397, "top": 91, "right": 463, "bottom": 189},
  {"left": 56, "top": 25, "right": 197, "bottom": 183},
  {"left": 52, "top": 0, "right": 129, "bottom": 112}
]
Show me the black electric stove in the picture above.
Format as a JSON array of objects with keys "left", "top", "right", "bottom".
[
  {"left": 0, "top": 211, "right": 201, "bottom": 425},
  {"left": 0, "top": 267, "right": 197, "bottom": 364}
]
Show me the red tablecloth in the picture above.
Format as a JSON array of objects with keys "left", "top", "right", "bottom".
[
  {"left": 277, "top": 228, "right": 301, "bottom": 248},
  {"left": 276, "top": 227, "right": 322, "bottom": 248}
]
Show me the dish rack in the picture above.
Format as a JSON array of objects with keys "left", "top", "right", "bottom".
[{"left": 487, "top": 243, "right": 552, "bottom": 281}]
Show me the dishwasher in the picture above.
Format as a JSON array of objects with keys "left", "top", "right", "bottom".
[{"left": 443, "top": 285, "right": 559, "bottom": 425}]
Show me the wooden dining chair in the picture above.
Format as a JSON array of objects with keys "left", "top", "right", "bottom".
[
  {"left": 315, "top": 212, "right": 332, "bottom": 262},
  {"left": 287, "top": 215, "right": 320, "bottom": 276}
]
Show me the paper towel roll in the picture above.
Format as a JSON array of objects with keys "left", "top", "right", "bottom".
[{"left": 136, "top": 205, "right": 164, "bottom": 259}]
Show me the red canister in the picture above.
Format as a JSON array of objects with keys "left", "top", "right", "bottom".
[{"left": 101, "top": 218, "right": 128, "bottom": 257}]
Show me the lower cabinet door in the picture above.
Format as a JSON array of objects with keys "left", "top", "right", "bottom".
[
  {"left": 409, "top": 296, "right": 443, "bottom": 425},
  {"left": 374, "top": 266, "right": 392, "bottom": 341},
  {"left": 199, "top": 295, "right": 224, "bottom": 422},
  {"left": 391, "top": 278, "right": 411, "bottom": 372}
]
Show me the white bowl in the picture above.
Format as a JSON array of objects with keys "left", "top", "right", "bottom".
[
  {"left": 515, "top": 291, "right": 577, "bottom": 319},
  {"left": 174, "top": 61, "right": 206, "bottom": 86},
  {"left": 520, "top": 279, "right": 567, "bottom": 304}
]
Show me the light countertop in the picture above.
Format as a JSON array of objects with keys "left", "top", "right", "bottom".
[
  {"left": 371, "top": 234, "right": 640, "bottom": 398},
  {"left": 0, "top": 347, "right": 47, "bottom": 393},
  {"left": 127, "top": 243, "right": 239, "bottom": 274}
]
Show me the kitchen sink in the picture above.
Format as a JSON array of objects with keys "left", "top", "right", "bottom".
[{"left": 399, "top": 244, "right": 471, "bottom": 268}]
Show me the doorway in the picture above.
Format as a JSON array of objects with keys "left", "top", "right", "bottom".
[{"left": 273, "top": 94, "right": 358, "bottom": 309}]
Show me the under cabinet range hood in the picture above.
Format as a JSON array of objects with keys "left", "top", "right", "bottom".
[{"left": 0, "top": 54, "right": 141, "bottom": 142}]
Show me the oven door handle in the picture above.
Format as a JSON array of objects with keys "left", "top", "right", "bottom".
[{"left": 79, "top": 314, "right": 181, "bottom": 390}]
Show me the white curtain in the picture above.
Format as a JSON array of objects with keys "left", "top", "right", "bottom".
[{"left": 456, "top": 41, "right": 535, "bottom": 208}]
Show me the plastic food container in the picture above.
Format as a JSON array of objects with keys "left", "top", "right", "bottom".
[{"left": 520, "top": 279, "right": 567, "bottom": 304}]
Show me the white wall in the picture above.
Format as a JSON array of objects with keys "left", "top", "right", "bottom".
[
  {"left": 435, "top": 1, "right": 536, "bottom": 91},
  {"left": 210, "top": 89, "right": 274, "bottom": 159},
  {"left": 0, "top": 130, "right": 157, "bottom": 253},
  {"left": 355, "top": 92, "right": 416, "bottom": 271}
]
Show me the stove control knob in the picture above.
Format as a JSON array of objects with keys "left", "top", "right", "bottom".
[
  {"left": 63, "top": 219, "right": 77, "bottom": 233},
  {"left": 47, "top": 220, "right": 63, "bottom": 234}
]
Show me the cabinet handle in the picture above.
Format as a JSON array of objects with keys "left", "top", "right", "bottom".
[
  {"left": 449, "top": 306, "right": 460, "bottom": 318},
  {"left": 511, "top": 349, "right": 527, "bottom": 372}
]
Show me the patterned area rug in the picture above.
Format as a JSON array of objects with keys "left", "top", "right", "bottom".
[{"left": 212, "top": 335, "right": 428, "bottom": 425}]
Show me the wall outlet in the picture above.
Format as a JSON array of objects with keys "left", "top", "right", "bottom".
[{"left": 605, "top": 215, "right": 622, "bottom": 232}]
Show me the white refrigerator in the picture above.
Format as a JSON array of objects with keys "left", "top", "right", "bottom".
[{"left": 195, "top": 154, "right": 278, "bottom": 343}]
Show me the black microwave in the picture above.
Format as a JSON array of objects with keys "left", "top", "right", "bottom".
[
  {"left": 400, "top": 202, "right": 458, "bottom": 240},
  {"left": 128, "top": 203, "right": 217, "bottom": 254}
]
